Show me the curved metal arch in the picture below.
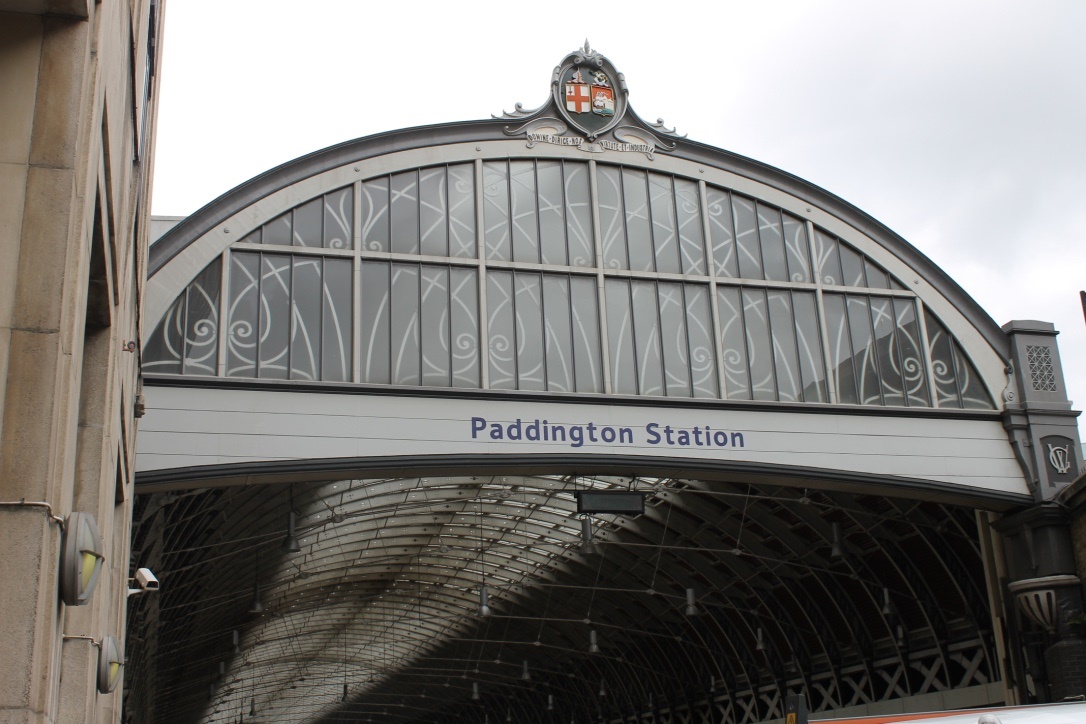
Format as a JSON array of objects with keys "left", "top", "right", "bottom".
[{"left": 129, "top": 472, "right": 1007, "bottom": 723}]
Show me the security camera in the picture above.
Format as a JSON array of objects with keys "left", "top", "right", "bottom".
[
  {"left": 128, "top": 568, "right": 160, "bottom": 596},
  {"left": 136, "top": 568, "right": 159, "bottom": 590}
]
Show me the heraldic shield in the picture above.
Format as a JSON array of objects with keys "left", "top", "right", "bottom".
[{"left": 553, "top": 44, "right": 627, "bottom": 139}]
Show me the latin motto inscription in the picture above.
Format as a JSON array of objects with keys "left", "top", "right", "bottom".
[{"left": 470, "top": 417, "right": 746, "bottom": 450}]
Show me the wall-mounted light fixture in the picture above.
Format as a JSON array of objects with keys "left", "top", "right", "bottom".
[
  {"left": 61, "top": 512, "right": 105, "bottom": 606},
  {"left": 97, "top": 635, "right": 124, "bottom": 694},
  {"left": 588, "top": 629, "right": 599, "bottom": 653}
]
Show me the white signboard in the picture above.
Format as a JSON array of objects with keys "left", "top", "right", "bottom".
[{"left": 135, "top": 385, "right": 1029, "bottom": 498}]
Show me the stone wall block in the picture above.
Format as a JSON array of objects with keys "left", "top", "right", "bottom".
[
  {"left": 12, "top": 165, "right": 76, "bottom": 333},
  {"left": 0, "top": 163, "right": 30, "bottom": 332},
  {"left": 27, "top": 16, "right": 87, "bottom": 171},
  {"left": 0, "top": 513, "right": 54, "bottom": 710},
  {"left": 0, "top": 329, "right": 60, "bottom": 499},
  {"left": 0, "top": 13, "right": 43, "bottom": 166}
]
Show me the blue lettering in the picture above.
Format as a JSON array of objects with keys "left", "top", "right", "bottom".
[
  {"left": 646, "top": 422, "right": 660, "bottom": 444},
  {"left": 471, "top": 417, "right": 486, "bottom": 438}
]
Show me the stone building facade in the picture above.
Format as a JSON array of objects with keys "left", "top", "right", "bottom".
[{"left": 0, "top": 1, "right": 164, "bottom": 721}]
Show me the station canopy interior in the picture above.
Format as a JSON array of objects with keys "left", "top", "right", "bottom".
[{"left": 127, "top": 46, "right": 1036, "bottom": 724}]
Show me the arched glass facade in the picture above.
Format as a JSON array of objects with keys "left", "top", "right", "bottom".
[{"left": 144, "top": 161, "right": 994, "bottom": 409}]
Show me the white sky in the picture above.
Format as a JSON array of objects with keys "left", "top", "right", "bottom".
[{"left": 151, "top": 0, "right": 1085, "bottom": 435}]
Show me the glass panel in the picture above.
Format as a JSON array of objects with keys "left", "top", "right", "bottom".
[
  {"left": 321, "top": 258, "right": 351, "bottom": 382},
  {"left": 864, "top": 259, "right": 889, "bottom": 289},
  {"left": 487, "top": 270, "right": 516, "bottom": 390},
  {"left": 390, "top": 171, "right": 419, "bottom": 254},
  {"left": 717, "top": 286, "right": 750, "bottom": 399},
  {"left": 869, "top": 297, "right": 904, "bottom": 406},
  {"left": 542, "top": 275, "right": 573, "bottom": 392},
  {"left": 292, "top": 198, "right": 322, "bottom": 247},
  {"left": 684, "top": 284, "right": 717, "bottom": 398},
  {"left": 483, "top": 161, "right": 511, "bottom": 261},
  {"left": 598, "top": 165, "right": 627, "bottom": 270},
  {"left": 240, "top": 229, "right": 260, "bottom": 245},
  {"left": 144, "top": 294, "right": 184, "bottom": 374},
  {"left": 649, "top": 174, "right": 681, "bottom": 274},
  {"left": 707, "top": 186, "right": 738, "bottom": 278},
  {"left": 845, "top": 296, "right": 880, "bottom": 404},
  {"left": 674, "top": 178, "right": 705, "bottom": 275},
  {"left": 537, "top": 161, "right": 566, "bottom": 266},
  {"left": 768, "top": 291, "right": 801, "bottom": 401},
  {"left": 447, "top": 164, "right": 476, "bottom": 259},
  {"left": 390, "top": 264, "right": 420, "bottom": 384},
  {"left": 889, "top": 277, "right": 907, "bottom": 291},
  {"left": 658, "top": 281, "right": 689, "bottom": 396},
  {"left": 226, "top": 253, "right": 260, "bottom": 377},
  {"left": 891, "top": 298, "right": 928, "bottom": 406},
  {"left": 570, "top": 276, "right": 602, "bottom": 393},
  {"left": 605, "top": 279, "right": 636, "bottom": 395},
  {"left": 758, "top": 203, "right": 789, "bottom": 282},
  {"left": 182, "top": 257, "right": 221, "bottom": 376},
  {"left": 420, "top": 266, "right": 449, "bottom": 385},
  {"left": 743, "top": 288, "right": 775, "bottom": 400},
  {"left": 632, "top": 280, "right": 663, "bottom": 395},
  {"left": 839, "top": 242, "right": 866, "bottom": 287},
  {"left": 733, "top": 195, "right": 762, "bottom": 280},
  {"left": 264, "top": 212, "right": 291, "bottom": 247},
  {"left": 419, "top": 167, "right": 448, "bottom": 257},
  {"left": 258, "top": 254, "right": 291, "bottom": 379},
  {"left": 782, "top": 213, "right": 811, "bottom": 283},
  {"left": 515, "top": 273, "right": 545, "bottom": 391},
  {"left": 510, "top": 161, "right": 539, "bottom": 263},
  {"left": 623, "top": 169, "right": 653, "bottom": 272},
  {"left": 823, "top": 293, "right": 858, "bottom": 404},
  {"left": 359, "top": 262, "right": 390, "bottom": 384},
  {"left": 812, "top": 230, "right": 842, "bottom": 285},
  {"left": 449, "top": 267, "right": 479, "bottom": 387},
  {"left": 925, "top": 309, "right": 961, "bottom": 408},
  {"left": 289, "top": 256, "right": 322, "bottom": 380},
  {"left": 565, "top": 162, "right": 593, "bottom": 268},
  {"left": 361, "top": 178, "right": 390, "bottom": 252},
  {"left": 954, "top": 340, "right": 994, "bottom": 409},
  {"left": 323, "top": 187, "right": 353, "bottom": 250},
  {"left": 792, "top": 291, "right": 827, "bottom": 402}
]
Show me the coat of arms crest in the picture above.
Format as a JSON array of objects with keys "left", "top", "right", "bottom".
[
  {"left": 551, "top": 43, "right": 628, "bottom": 139},
  {"left": 565, "top": 68, "right": 614, "bottom": 117}
]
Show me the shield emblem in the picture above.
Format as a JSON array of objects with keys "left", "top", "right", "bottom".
[
  {"left": 565, "top": 82, "right": 590, "bottom": 114},
  {"left": 591, "top": 85, "right": 614, "bottom": 116}
]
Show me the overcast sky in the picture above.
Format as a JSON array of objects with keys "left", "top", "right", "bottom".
[{"left": 151, "top": 0, "right": 1085, "bottom": 434}]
